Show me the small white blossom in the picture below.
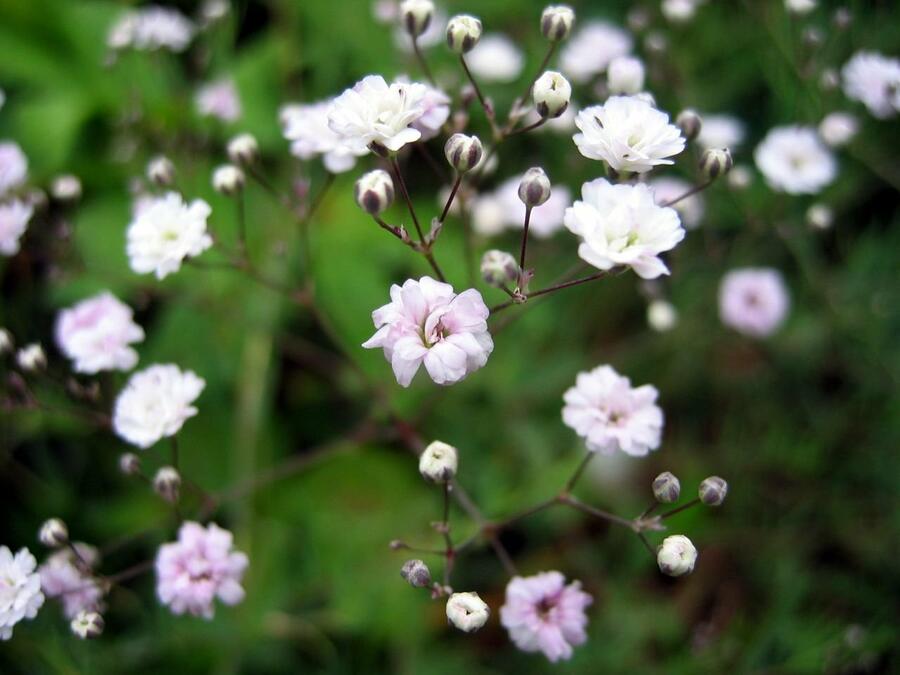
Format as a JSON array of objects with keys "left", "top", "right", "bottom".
[
  {"left": 0, "top": 546, "right": 45, "bottom": 640},
  {"left": 108, "top": 6, "right": 195, "bottom": 52},
  {"left": 446, "top": 592, "right": 489, "bottom": 632},
  {"left": 212, "top": 164, "right": 245, "bottom": 195},
  {"left": 754, "top": 125, "right": 836, "bottom": 194},
  {"left": 55, "top": 292, "right": 145, "bottom": 374},
  {"left": 696, "top": 114, "right": 745, "bottom": 151},
  {"left": 281, "top": 101, "right": 366, "bottom": 174},
  {"left": 16, "top": 343, "right": 46, "bottom": 372},
  {"left": 465, "top": 34, "right": 524, "bottom": 83},
  {"left": 419, "top": 441, "right": 458, "bottom": 482},
  {"left": 0, "top": 141, "right": 28, "bottom": 196},
  {"left": 0, "top": 199, "right": 34, "bottom": 256},
  {"left": 662, "top": 0, "right": 702, "bottom": 24},
  {"left": 841, "top": 51, "right": 900, "bottom": 119},
  {"left": 806, "top": 203, "right": 833, "bottom": 230},
  {"left": 196, "top": 78, "right": 241, "bottom": 123},
  {"left": 785, "top": 0, "right": 816, "bottom": 15},
  {"left": 719, "top": 268, "right": 790, "bottom": 338},
  {"left": 607, "top": 56, "right": 645, "bottom": 95},
  {"left": 647, "top": 300, "right": 678, "bottom": 332},
  {"left": 560, "top": 21, "right": 632, "bottom": 84},
  {"left": 818, "top": 111, "right": 858, "bottom": 147},
  {"left": 650, "top": 177, "right": 704, "bottom": 229},
  {"left": 657, "top": 535, "right": 697, "bottom": 576}
]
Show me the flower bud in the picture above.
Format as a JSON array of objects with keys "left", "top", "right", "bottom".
[
  {"left": 400, "top": 0, "right": 434, "bottom": 38},
  {"left": 0, "top": 328, "right": 12, "bottom": 356},
  {"left": 444, "top": 133, "right": 484, "bottom": 173},
  {"left": 480, "top": 250, "right": 518, "bottom": 287},
  {"left": 400, "top": 559, "right": 432, "bottom": 588},
  {"left": 699, "top": 148, "right": 733, "bottom": 180},
  {"left": 698, "top": 476, "right": 728, "bottom": 506},
  {"left": 71, "top": 610, "right": 104, "bottom": 639},
  {"left": 446, "top": 591, "right": 490, "bottom": 632},
  {"left": 540, "top": 5, "right": 575, "bottom": 42},
  {"left": 39, "top": 518, "right": 69, "bottom": 547},
  {"left": 227, "top": 133, "right": 259, "bottom": 165},
  {"left": 354, "top": 170, "right": 395, "bottom": 215},
  {"left": 147, "top": 156, "right": 175, "bottom": 186},
  {"left": 818, "top": 112, "right": 858, "bottom": 148},
  {"left": 652, "top": 471, "right": 681, "bottom": 503},
  {"left": 676, "top": 109, "right": 703, "bottom": 142},
  {"left": 446, "top": 14, "right": 482, "bottom": 54},
  {"left": 607, "top": 56, "right": 645, "bottom": 95},
  {"left": 657, "top": 534, "right": 697, "bottom": 577},
  {"left": 212, "top": 164, "right": 245, "bottom": 195},
  {"left": 153, "top": 466, "right": 181, "bottom": 503},
  {"left": 119, "top": 452, "right": 142, "bottom": 476},
  {"left": 786, "top": 0, "right": 816, "bottom": 15},
  {"left": 419, "top": 441, "right": 458, "bottom": 483},
  {"left": 806, "top": 203, "right": 833, "bottom": 231},
  {"left": 16, "top": 343, "right": 46, "bottom": 372},
  {"left": 518, "top": 167, "right": 551, "bottom": 207},
  {"left": 533, "top": 71, "right": 571, "bottom": 119},
  {"left": 51, "top": 174, "right": 82, "bottom": 202},
  {"left": 647, "top": 300, "right": 678, "bottom": 332}
]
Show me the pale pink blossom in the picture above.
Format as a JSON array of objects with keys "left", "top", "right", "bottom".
[
  {"left": 0, "top": 199, "right": 33, "bottom": 256},
  {"left": 280, "top": 101, "right": 366, "bottom": 173},
  {"left": 719, "top": 268, "right": 790, "bottom": 337},
  {"left": 500, "top": 572, "right": 593, "bottom": 663},
  {"left": 39, "top": 545, "right": 104, "bottom": 620},
  {"left": 0, "top": 141, "right": 27, "bottom": 196},
  {"left": 362, "top": 277, "right": 493, "bottom": 387},
  {"left": 409, "top": 83, "right": 451, "bottom": 141},
  {"left": 562, "top": 365, "right": 664, "bottom": 456},
  {"left": 55, "top": 292, "right": 145, "bottom": 374},
  {"left": 842, "top": 51, "right": 900, "bottom": 119},
  {"left": 156, "top": 522, "right": 248, "bottom": 619},
  {"left": 196, "top": 79, "right": 241, "bottom": 123}
]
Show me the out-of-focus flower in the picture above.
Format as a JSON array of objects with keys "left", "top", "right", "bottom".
[
  {"left": 212, "top": 164, "right": 245, "bottom": 195},
  {"left": 108, "top": 6, "right": 195, "bottom": 52},
  {"left": 481, "top": 250, "right": 518, "bottom": 287},
  {"left": 0, "top": 199, "right": 33, "bottom": 256},
  {"left": 70, "top": 610, "right": 104, "bottom": 639},
  {"left": 728, "top": 164, "right": 753, "bottom": 189},
  {"left": 200, "top": 0, "right": 230, "bottom": 25},
  {"left": 55, "top": 292, "right": 144, "bottom": 374},
  {"left": 719, "top": 268, "right": 790, "bottom": 337},
  {"left": 650, "top": 177, "right": 704, "bottom": 229},
  {"left": 541, "top": 5, "right": 575, "bottom": 42},
  {"left": 607, "top": 56, "right": 645, "bottom": 95},
  {"left": 841, "top": 51, "right": 900, "bottom": 119},
  {"left": 472, "top": 176, "right": 571, "bottom": 238},
  {"left": 196, "top": 78, "right": 241, "bottom": 123},
  {"left": 564, "top": 179, "right": 684, "bottom": 279},
  {"left": 362, "top": 277, "right": 493, "bottom": 387},
  {"left": 0, "top": 546, "right": 44, "bottom": 640},
  {"left": 281, "top": 101, "right": 366, "bottom": 174},
  {"left": 408, "top": 81, "right": 451, "bottom": 141},
  {"left": 50, "top": 175, "right": 82, "bottom": 202},
  {"left": 574, "top": 96, "right": 685, "bottom": 174},
  {"left": 465, "top": 34, "right": 524, "bottom": 82},
  {"left": 40, "top": 545, "right": 103, "bottom": 620},
  {"left": 500, "top": 571, "right": 592, "bottom": 662},
  {"left": 647, "top": 299, "right": 678, "bottom": 332},
  {"left": 328, "top": 76, "right": 428, "bottom": 155},
  {"left": 818, "top": 111, "right": 858, "bottom": 147},
  {"left": 126, "top": 192, "right": 212, "bottom": 279},
  {"left": 16, "top": 343, "right": 46, "bottom": 372},
  {"left": 113, "top": 364, "right": 205, "bottom": 449},
  {"left": 446, "top": 592, "right": 489, "bottom": 632},
  {"left": 696, "top": 114, "right": 745, "bottom": 151},
  {"left": 227, "top": 133, "right": 259, "bottom": 165},
  {"left": 393, "top": 7, "right": 446, "bottom": 52},
  {"left": 560, "top": 21, "right": 632, "bottom": 83},
  {"left": 657, "top": 535, "right": 697, "bottom": 576},
  {"left": 147, "top": 156, "right": 175, "bottom": 186},
  {"left": 156, "top": 522, "right": 248, "bottom": 619},
  {"left": 662, "top": 0, "right": 703, "bottom": 23},
  {"left": 0, "top": 328, "right": 12, "bottom": 355},
  {"left": 0, "top": 141, "right": 27, "bottom": 196},
  {"left": 153, "top": 466, "right": 181, "bottom": 503},
  {"left": 754, "top": 126, "right": 836, "bottom": 194},
  {"left": 785, "top": 0, "right": 816, "bottom": 14},
  {"left": 806, "top": 203, "right": 833, "bottom": 230},
  {"left": 562, "top": 364, "right": 664, "bottom": 456}
]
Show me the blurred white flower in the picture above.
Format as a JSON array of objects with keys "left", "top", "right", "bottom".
[
  {"left": 16, "top": 343, "right": 46, "bottom": 372},
  {"left": 562, "top": 364, "right": 664, "bottom": 456},
  {"left": 647, "top": 299, "right": 678, "bottom": 332},
  {"left": 754, "top": 125, "right": 836, "bottom": 194},
  {"left": 404, "top": 79, "right": 451, "bottom": 141},
  {"left": 0, "top": 141, "right": 28, "bottom": 196},
  {"left": 806, "top": 203, "right": 833, "bottom": 230},
  {"left": 696, "top": 114, "right": 745, "bottom": 151},
  {"left": 662, "top": 0, "right": 703, "bottom": 23},
  {"left": 126, "top": 192, "right": 212, "bottom": 280},
  {"left": 55, "top": 292, "right": 144, "bottom": 374},
  {"left": 50, "top": 174, "right": 82, "bottom": 202},
  {"left": 842, "top": 51, "right": 900, "bottom": 119},
  {"left": 574, "top": 96, "right": 685, "bottom": 174},
  {"left": 0, "top": 199, "right": 33, "bottom": 256},
  {"left": 818, "top": 112, "right": 858, "bottom": 147},
  {"left": 108, "top": 6, "right": 195, "bottom": 52},
  {"left": 0, "top": 546, "right": 44, "bottom": 640},
  {"left": 196, "top": 78, "right": 241, "bottom": 123},
  {"left": 719, "top": 268, "right": 790, "bottom": 337},
  {"left": 564, "top": 178, "right": 685, "bottom": 279},
  {"left": 785, "top": 0, "right": 816, "bottom": 14},
  {"left": 607, "top": 56, "right": 645, "bottom": 95},
  {"left": 560, "top": 21, "right": 632, "bottom": 84},
  {"left": 470, "top": 192, "right": 508, "bottom": 236},
  {"left": 281, "top": 101, "right": 365, "bottom": 174},
  {"left": 113, "top": 364, "right": 205, "bottom": 449},
  {"left": 465, "top": 34, "right": 524, "bottom": 83},
  {"left": 649, "top": 177, "right": 704, "bottom": 229}
]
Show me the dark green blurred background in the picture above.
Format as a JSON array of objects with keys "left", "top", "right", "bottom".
[{"left": 1, "top": 0, "right": 898, "bottom": 673}]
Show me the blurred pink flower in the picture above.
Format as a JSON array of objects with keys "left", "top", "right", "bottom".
[
  {"left": 40, "top": 545, "right": 104, "bottom": 620},
  {"left": 719, "top": 267, "right": 789, "bottom": 337},
  {"left": 196, "top": 79, "right": 241, "bottom": 123},
  {"left": 55, "top": 292, "right": 145, "bottom": 374}
]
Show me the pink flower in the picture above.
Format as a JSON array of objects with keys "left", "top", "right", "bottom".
[
  {"left": 362, "top": 277, "right": 493, "bottom": 387},
  {"left": 719, "top": 267, "right": 790, "bottom": 337},
  {"left": 562, "top": 365, "right": 663, "bottom": 456},
  {"left": 156, "top": 522, "right": 248, "bottom": 619},
  {"left": 409, "top": 82, "right": 451, "bottom": 142},
  {"left": 196, "top": 79, "right": 241, "bottom": 123},
  {"left": 500, "top": 571, "right": 593, "bottom": 662},
  {"left": 39, "top": 545, "right": 104, "bottom": 620}
]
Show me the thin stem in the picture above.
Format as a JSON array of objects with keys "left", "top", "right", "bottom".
[
  {"left": 374, "top": 216, "right": 406, "bottom": 241},
  {"left": 505, "top": 117, "right": 547, "bottom": 138},
  {"left": 562, "top": 452, "right": 594, "bottom": 494},
  {"left": 489, "top": 537, "right": 518, "bottom": 576},
  {"left": 661, "top": 179, "right": 714, "bottom": 208},
  {"left": 306, "top": 172, "right": 335, "bottom": 221},
  {"left": 389, "top": 156, "right": 446, "bottom": 282},
  {"left": 459, "top": 55, "right": 497, "bottom": 131},
  {"left": 235, "top": 191, "right": 247, "bottom": 256},
  {"left": 518, "top": 206, "right": 533, "bottom": 274},
  {"left": 440, "top": 174, "right": 462, "bottom": 224},
  {"left": 637, "top": 532, "right": 657, "bottom": 558},
  {"left": 441, "top": 482, "right": 452, "bottom": 550},
  {"left": 490, "top": 271, "right": 610, "bottom": 314},
  {"left": 170, "top": 436, "right": 180, "bottom": 470},
  {"left": 658, "top": 497, "right": 701, "bottom": 520},
  {"left": 411, "top": 36, "right": 435, "bottom": 85},
  {"left": 492, "top": 496, "right": 560, "bottom": 530},
  {"left": 560, "top": 494, "right": 635, "bottom": 529}
]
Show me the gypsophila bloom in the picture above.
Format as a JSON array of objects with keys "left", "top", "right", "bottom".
[
  {"left": 841, "top": 51, "right": 900, "bottom": 118},
  {"left": 328, "top": 75, "right": 428, "bottom": 155},
  {"left": 662, "top": 0, "right": 703, "bottom": 23},
  {"left": 806, "top": 203, "right": 833, "bottom": 230},
  {"left": 126, "top": 192, "right": 213, "bottom": 279},
  {"left": 113, "top": 364, "right": 205, "bottom": 449},
  {"left": 0, "top": 546, "right": 44, "bottom": 640},
  {"left": 466, "top": 34, "right": 524, "bottom": 83},
  {"left": 39, "top": 545, "right": 103, "bottom": 620},
  {"left": 0, "top": 141, "right": 28, "bottom": 196},
  {"left": 754, "top": 126, "right": 836, "bottom": 194},
  {"left": 533, "top": 71, "right": 571, "bottom": 119},
  {"left": 227, "top": 133, "right": 259, "bottom": 165},
  {"left": 607, "top": 55, "right": 645, "bottom": 95},
  {"left": 281, "top": 101, "right": 366, "bottom": 173},
  {"left": 650, "top": 177, "right": 704, "bottom": 229},
  {"left": 562, "top": 364, "right": 663, "bottom": 456},
  {"left": 818, "top": 111, "right": 859, "bottom": 147},
  {"left": 0, "top": 199, "right": 33, "bottom": 256},
  {"left": 564, "top": 179, "right": 685, "bottom": 279},
  {"left": 574, "top": 96, "right": 685, "bottom": 174},
  {"left": 657, "top": 535, "right": 697, "bottom": 576},
  {"left": 0, "top": 328, "right": 12, "bottom": 355},
  {"left": 560, "top": 21, "right": 632, "bottom": 84},
  {"left": 212, "top": 164, "right": 245, "bottom": 195},
  {"left": 446, "top": 592, "right": 489, "bottom": 632},
  {"left": 647, "top": 299, "right": 678, "bottom": 332},
  {"left": 196, "top": 78, "right": 241, "bottom": 123},
  {"left": 156, "top": 522, "right": 248, "bottom": 619},
  {"left": 786, "top": 0, "right": 816, "bottom": 14},
  {"left": 362, "top": 277, "right": 493, "bottom": 387},
  {"left": 16, "top": 343, "right": 46, "bottom": 372},
  {"left": 108, "top": 6, "right": 195, "bottom": 52},
  {"left": 50, "top": 174, "right": 82, "bottom": 202},
  {"left": 71, "top": 610, "right": 104, "bottom": 639},
  {"left": 500, "top": 572, "right": 592, "bottom": 663},
  {"left": 696, "top": 114, "right": 745, "bottom": 151},
  {"left": 404, "top": 79, "right": 451, "bottom": 141},
  {"left": 719, "top": 268, "right": 790, "bottom": 338},
  {"left": 55, "top": 292, "right": 145, "bottom": 374}
]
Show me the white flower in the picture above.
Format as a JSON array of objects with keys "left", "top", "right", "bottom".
[
  {"left": 818, "top": 112, "right": 858, "bottom": 147},
  {"left": 785, "top": 0, "right": 816, "bottom": 14},
  {"left": 564, "top": 178, "right": 685, "bottom": 279},
  {"left": 647, "top": 299, "right": 678, "bottom": 332},
  {"left": 328, "top": 75, "right": 428, "bottom": 154},
  {"left": 719, "top": 268, "right": 790, "bottom": 338},
  {"left": 465, "top": 34, "right": 524, "bottom": 83},
  {"left": 841, "top": 51, "right": 900, "bottom": 119},
  {"left": 362, "top": 277, "right": 493, "bottom": 387},
  {"left": 126, "top": 192, "right": 213, "bottom": 279},
  {"left": 607, "top": 56, "right": 645, "bottom": 95},
  {"left": 662, "top": 0, "right": 702, "bottom": 23},
  {"left": 401, "top": 78, "right": 451, "bottom": 141},
  {"left": 16, "top": 343, "right": 46, "bottom": 372},
  {"left": 280, "top": 101, "right": 366, "bottom": 174},
  {"left": 0, "top": 546, "right": 44, "bottom": 640},
  {"left": 806, "top": 203, "right": 833, "bottom": 230},
  {"left": 657, "top": 535, "right": 697, "bottom": 576},
  {"left": 560, "top": 21, "right": 632, "bottom": 84},
  {"left": 55, "top": 292, "right": 145, "bottom": 374},
  {"left": 696, "top": 114, "right": 745, "bottom": 151},
  {"left": 211, "top": 164, "right": 245, "bottom": 195},
  {"left": 649, "top": 177, "right": 704, "bottom": 229},
  {"left": 196, "top": 78, "right": 241, "bottom": 123},
  {"left": 109, "top": 6, "right": 195, "bottom": 52},
  {"left": 0, "top": 141, "right": 28, "bottom": 196},
  {"left": 51, "top": 174, "right": 82, "bottom": 202},
  {"left": 419, "top": 441, "right": 458, "bottom": 482},
  {"left": 446, "top": 592, "right": 489, "bottom": 632},
  {"left": 0, "top": 199, "right": 33, "bottom": 256},
  {"left": 574, "top": 96, "right": 685, "bottom": 174},
  {"left": 113, "top": 364, "right": 205, "bottom": 449},
  {"left": 562, "top": 364, "right": 664, "bottom": 456},
  {"left": 754, "top": 125, "right": 836, "bottom": 194},
  {"left": 470, "top": 193, "right": 508, "bottom": 236}
]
